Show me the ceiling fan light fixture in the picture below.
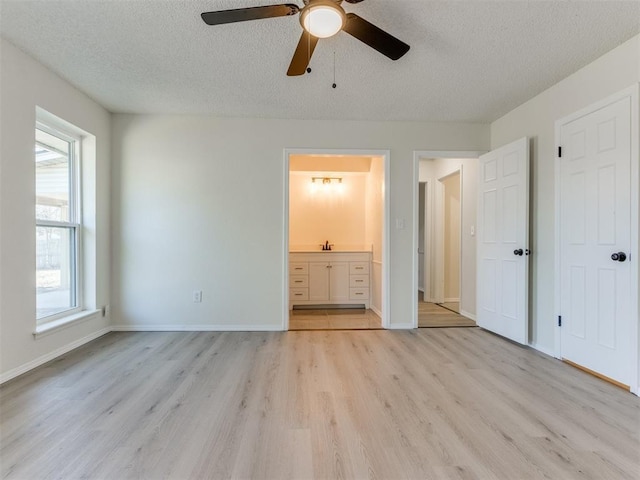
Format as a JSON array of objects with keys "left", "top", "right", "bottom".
[{"left": 300, "top": 2, "right": 346, "bottom": 39}]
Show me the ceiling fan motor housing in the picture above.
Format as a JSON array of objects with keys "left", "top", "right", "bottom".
[{"left": 300, "top": 0, "right": 346, "bottom": 38}]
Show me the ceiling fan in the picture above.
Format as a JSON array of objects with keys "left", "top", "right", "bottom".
[{"left": 201, "top": 0, "right": 410, "bottom": 76}]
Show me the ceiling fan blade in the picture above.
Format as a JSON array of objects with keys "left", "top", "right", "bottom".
[
  {"left": 342, "top": 13, "right": 410, "bottom": 60},
  {"left": 201, "top": 4, "right": 299, "bottom": 26},
  {"left": 344, "top": 0, "right": 366, "bottom": 3},
  {"left": 287, "top": 31, "right": 319, "bottom": 76}
]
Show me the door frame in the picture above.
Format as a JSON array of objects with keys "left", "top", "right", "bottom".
[
  {"left": 418, "top": 180, "right": 430, "bottom": 299},
  {"left": 554, "top": 84, "right": 640, "bottom": 395},
  {"left": 418, "top": 180, "right": 430, "bottom": 294},
  {"left": 412, "top": 151, "right": 486, "bottom": 328},
  {"left": 283, "top": 148, "right": 391, "bottom": 329}
]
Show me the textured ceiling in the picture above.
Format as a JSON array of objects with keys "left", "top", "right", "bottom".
[{"left": 1, "top": 0, "right": 639, "bottom": 122}]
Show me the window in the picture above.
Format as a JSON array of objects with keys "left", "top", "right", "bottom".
[{"left": 35, "top": 123, "right": 81, "bottom": 322}]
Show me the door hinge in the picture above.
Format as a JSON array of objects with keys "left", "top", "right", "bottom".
[
  {"left": 558, "top": 146, "right": 562, "bottom": 158},
  {"left": 558, "top": 315, "right": 562, "bottom": 327}
]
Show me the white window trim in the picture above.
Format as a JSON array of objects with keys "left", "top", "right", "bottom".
[
  {"left": 35, "top": 120, "right": 84, "bottom": 325},
  {"left": 33, "top": 309, "right": 101, "bottom": 339}
]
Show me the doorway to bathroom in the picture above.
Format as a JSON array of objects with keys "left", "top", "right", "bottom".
[{"left": 283, "top": 149, "right": 390, "bottom": 330}]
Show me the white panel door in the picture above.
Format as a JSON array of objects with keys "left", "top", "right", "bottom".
[
  {"left": 559, "top": 95, "right": 632, "bottom": 385},
  {"left": 477, "top": 137, "right": 529, "bottom": 344}
]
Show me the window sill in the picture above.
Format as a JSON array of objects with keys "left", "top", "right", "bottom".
[{"left": 33, "top": 309, "right": 102, "bottom": 339}]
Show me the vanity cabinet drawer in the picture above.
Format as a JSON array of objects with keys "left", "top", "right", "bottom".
[
  {"left": 290, "top": 262, "right": 309, "bottom": 275},
  {"left": 290, "top": 275, "right": 308, "bottom": 288},
  {"left": 349, "top": 262, "right": 369, "bottom": 275},
  {"left": 290, "top": 288, "right": 309, "bottom": 301},
  {"left": 349, "top": 275, "right": 369, "bottom": 287},
  {"left": 349, "top": 288, "right": 369, "bottom": 300}
]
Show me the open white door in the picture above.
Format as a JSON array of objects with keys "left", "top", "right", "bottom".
[{"left": 477, "top": 137, "right": 529, "bottom": 344}]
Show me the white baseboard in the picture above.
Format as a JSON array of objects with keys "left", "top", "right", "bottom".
[
  {"left": 444, "top": 297, "right": 460, "bottom": 303},
  {"left": 528, "top": 342, "right": 555, "bottom": 358},
  {"left": 111, "top": 324, "right": 283, "bottom": 332},
  {"left": 0, "top": 327, "right": 112, "bottom": 385},
  {"left": 370, "top": 305, "right": 382, "bottom": 318},
  {"left": 459, "top": 310, "right": 476, "bottom": 321}
]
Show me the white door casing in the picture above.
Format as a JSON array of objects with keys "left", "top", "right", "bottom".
[
  {"left": 557, "top": 93, "right": 634, "bottom": 387},
  {"left": 477, "top": 137, "right": 530, "bottom": 344}
]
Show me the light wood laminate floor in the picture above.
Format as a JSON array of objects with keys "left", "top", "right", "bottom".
[
  {"left": 419, "top": 302, "right": 476, "bottom": 328},
  {"left": 438, "top": 301, "right": 460, "bottom": 313},
  {"left": 1, "top": 329, "right": 639, "bottom": 479},
  {"left": 289, "top": 308, "right": 382, "bottom": 330}
]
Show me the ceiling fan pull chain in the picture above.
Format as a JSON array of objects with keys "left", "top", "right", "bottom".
[
  {"left": 332, "top": 51, "right": 337, "bottom": 88},
  {"left": 306, "top": 15, "right": 312, "bottom": 73}
]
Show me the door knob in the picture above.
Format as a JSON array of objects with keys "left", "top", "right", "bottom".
[
  {"left": 611, "top": 252, "right": 627, "bottom": 262},
  {"left": 514, "top": 249, "right": 524, "bottom": 256}
]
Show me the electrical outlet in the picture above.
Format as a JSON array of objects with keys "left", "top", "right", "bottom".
[{"left": 193, "top": 290, "right": 202, "bottom": 303}]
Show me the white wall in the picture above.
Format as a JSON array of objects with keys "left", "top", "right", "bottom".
[
  {"left": 491, "top": 34, "right": 640, "bottom": 354},
  {"left": 289, "top": 173, "right": 367, "bottom": 251},
  {"left": 112, "top": 116, "right": 488, "bottom": 329},
  {"left": 0, "top": 39, "right": 111, "bottom": 380},
  {"left": 419, "top": 158, "right": 478, "bottom": 317}
]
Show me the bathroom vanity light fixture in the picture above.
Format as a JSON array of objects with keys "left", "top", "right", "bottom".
[{"left": 312, "top": 176, "right": 342, "bottom": 185}]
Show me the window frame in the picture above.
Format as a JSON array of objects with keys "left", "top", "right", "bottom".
[{"left": 35, "top": 120, "right": 83, "bottom": 324}]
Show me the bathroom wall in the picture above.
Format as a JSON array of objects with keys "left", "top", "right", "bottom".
[{"left": 289, "top": 172, "right": 368, "bottom": 251}]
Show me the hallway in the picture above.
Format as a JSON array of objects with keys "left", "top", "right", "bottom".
[{"left": 418, "top": 291, "right": 476, "bottom": 328}]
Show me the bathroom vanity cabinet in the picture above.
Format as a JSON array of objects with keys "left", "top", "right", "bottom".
[{"left": 289, "top": 251, "right": 371, "bottom": 309}]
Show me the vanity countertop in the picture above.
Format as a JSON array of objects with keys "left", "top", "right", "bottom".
[{"left": 289, "top": 250, "right": 371, "bottom": 254}]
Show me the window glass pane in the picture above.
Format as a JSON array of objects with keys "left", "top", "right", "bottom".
[
  {"left": 35, "top": 128, "right": 71, "bottom": 222},
  {"left": 36, "top": 226, "right": 76, "bottom": 319}
]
